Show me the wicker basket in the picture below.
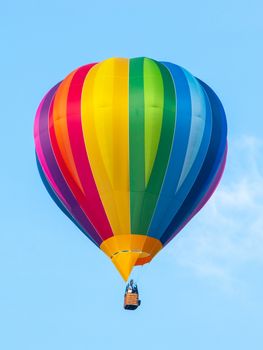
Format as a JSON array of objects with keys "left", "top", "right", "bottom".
[{"left": 124, "top": 292, "right": 140, "bottom": 310}]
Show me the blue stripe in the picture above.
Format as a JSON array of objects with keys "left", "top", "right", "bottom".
[
  {"left": 160, "top": 81, "right": 227, "bottom": 245},
  {"left": 149, "top": 69, "right": 213, "bottom": 240},
  {"left": 159, "top": 80, "right": 212, "bottom": 241},
  {"left": 176, "top": 68, "right": 207, "bottom": 189},
  {"left": 36, "top": 154, "right": 99, "bottom": 247},
  {"left": 148, "top": 62, "right": 192, "bottom": 237}
]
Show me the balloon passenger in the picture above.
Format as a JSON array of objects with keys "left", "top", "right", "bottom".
[{"left": 125, "top": 279, "right": 138, "bottom": 294}]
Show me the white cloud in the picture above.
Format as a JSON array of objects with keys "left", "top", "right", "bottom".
[{"left": 167, "top": 135, "right": 263, "bottom": 289}]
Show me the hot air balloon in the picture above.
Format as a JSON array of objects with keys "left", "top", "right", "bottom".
[{"left": 34, "top": 57, "right": 227, "bottom": 293}]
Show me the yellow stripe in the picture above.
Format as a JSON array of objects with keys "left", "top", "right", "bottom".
[{"left": 81, "top": 58, "right": 130, "bottom": 235}]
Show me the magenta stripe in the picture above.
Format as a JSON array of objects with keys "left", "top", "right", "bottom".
[{"left": 34, "top": 90, "right": 66, "bottom": 202}]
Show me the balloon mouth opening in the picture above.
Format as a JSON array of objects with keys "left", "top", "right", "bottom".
[
  {"left": 111, "top": 250, "right": 150, "bottom": 259},
  {"left": 100, "top": 234, "right": 163, "bottom": 280}
]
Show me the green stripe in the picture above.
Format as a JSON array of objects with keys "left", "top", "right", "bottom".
[
  {"left": 129, "top": 58, "right": 176, "bottom": 234},
  {"left": 144, "top": 58, "right": 164, "bottom": 184},
  {"left": 146, "top": 61, "right": 176, "bottom": 194},
  {"left": 129, "top": 58, "right": 145, "bottom": 232}
]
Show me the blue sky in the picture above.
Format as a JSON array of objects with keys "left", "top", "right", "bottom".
[{"left": 1, "top": 1, "right": 263, "bottom": 349}]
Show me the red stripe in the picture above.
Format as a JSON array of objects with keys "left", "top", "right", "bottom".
[{"left": 66, "top": 64, "right": 113, "bottom": 239}]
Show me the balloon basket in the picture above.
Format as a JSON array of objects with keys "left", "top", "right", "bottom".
[{"left": 124, "top": 292, "right": 141, "bottom": 310}]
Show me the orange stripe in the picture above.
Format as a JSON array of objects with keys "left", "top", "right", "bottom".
[{"left": 52, "top": 70, "right": 84, "bottom": 193}]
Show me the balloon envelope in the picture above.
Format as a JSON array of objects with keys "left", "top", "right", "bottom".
[{"left": 34, "top": 57, "right": 227, "bottom": 280}]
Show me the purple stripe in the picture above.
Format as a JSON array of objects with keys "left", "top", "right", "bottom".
[{"left": 38, "top": 84, "right": 103, "bottom": 246}]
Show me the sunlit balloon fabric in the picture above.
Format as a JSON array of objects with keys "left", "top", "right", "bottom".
[{"left": 34, "top": 57, "right": 227, "bottom": 281}]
